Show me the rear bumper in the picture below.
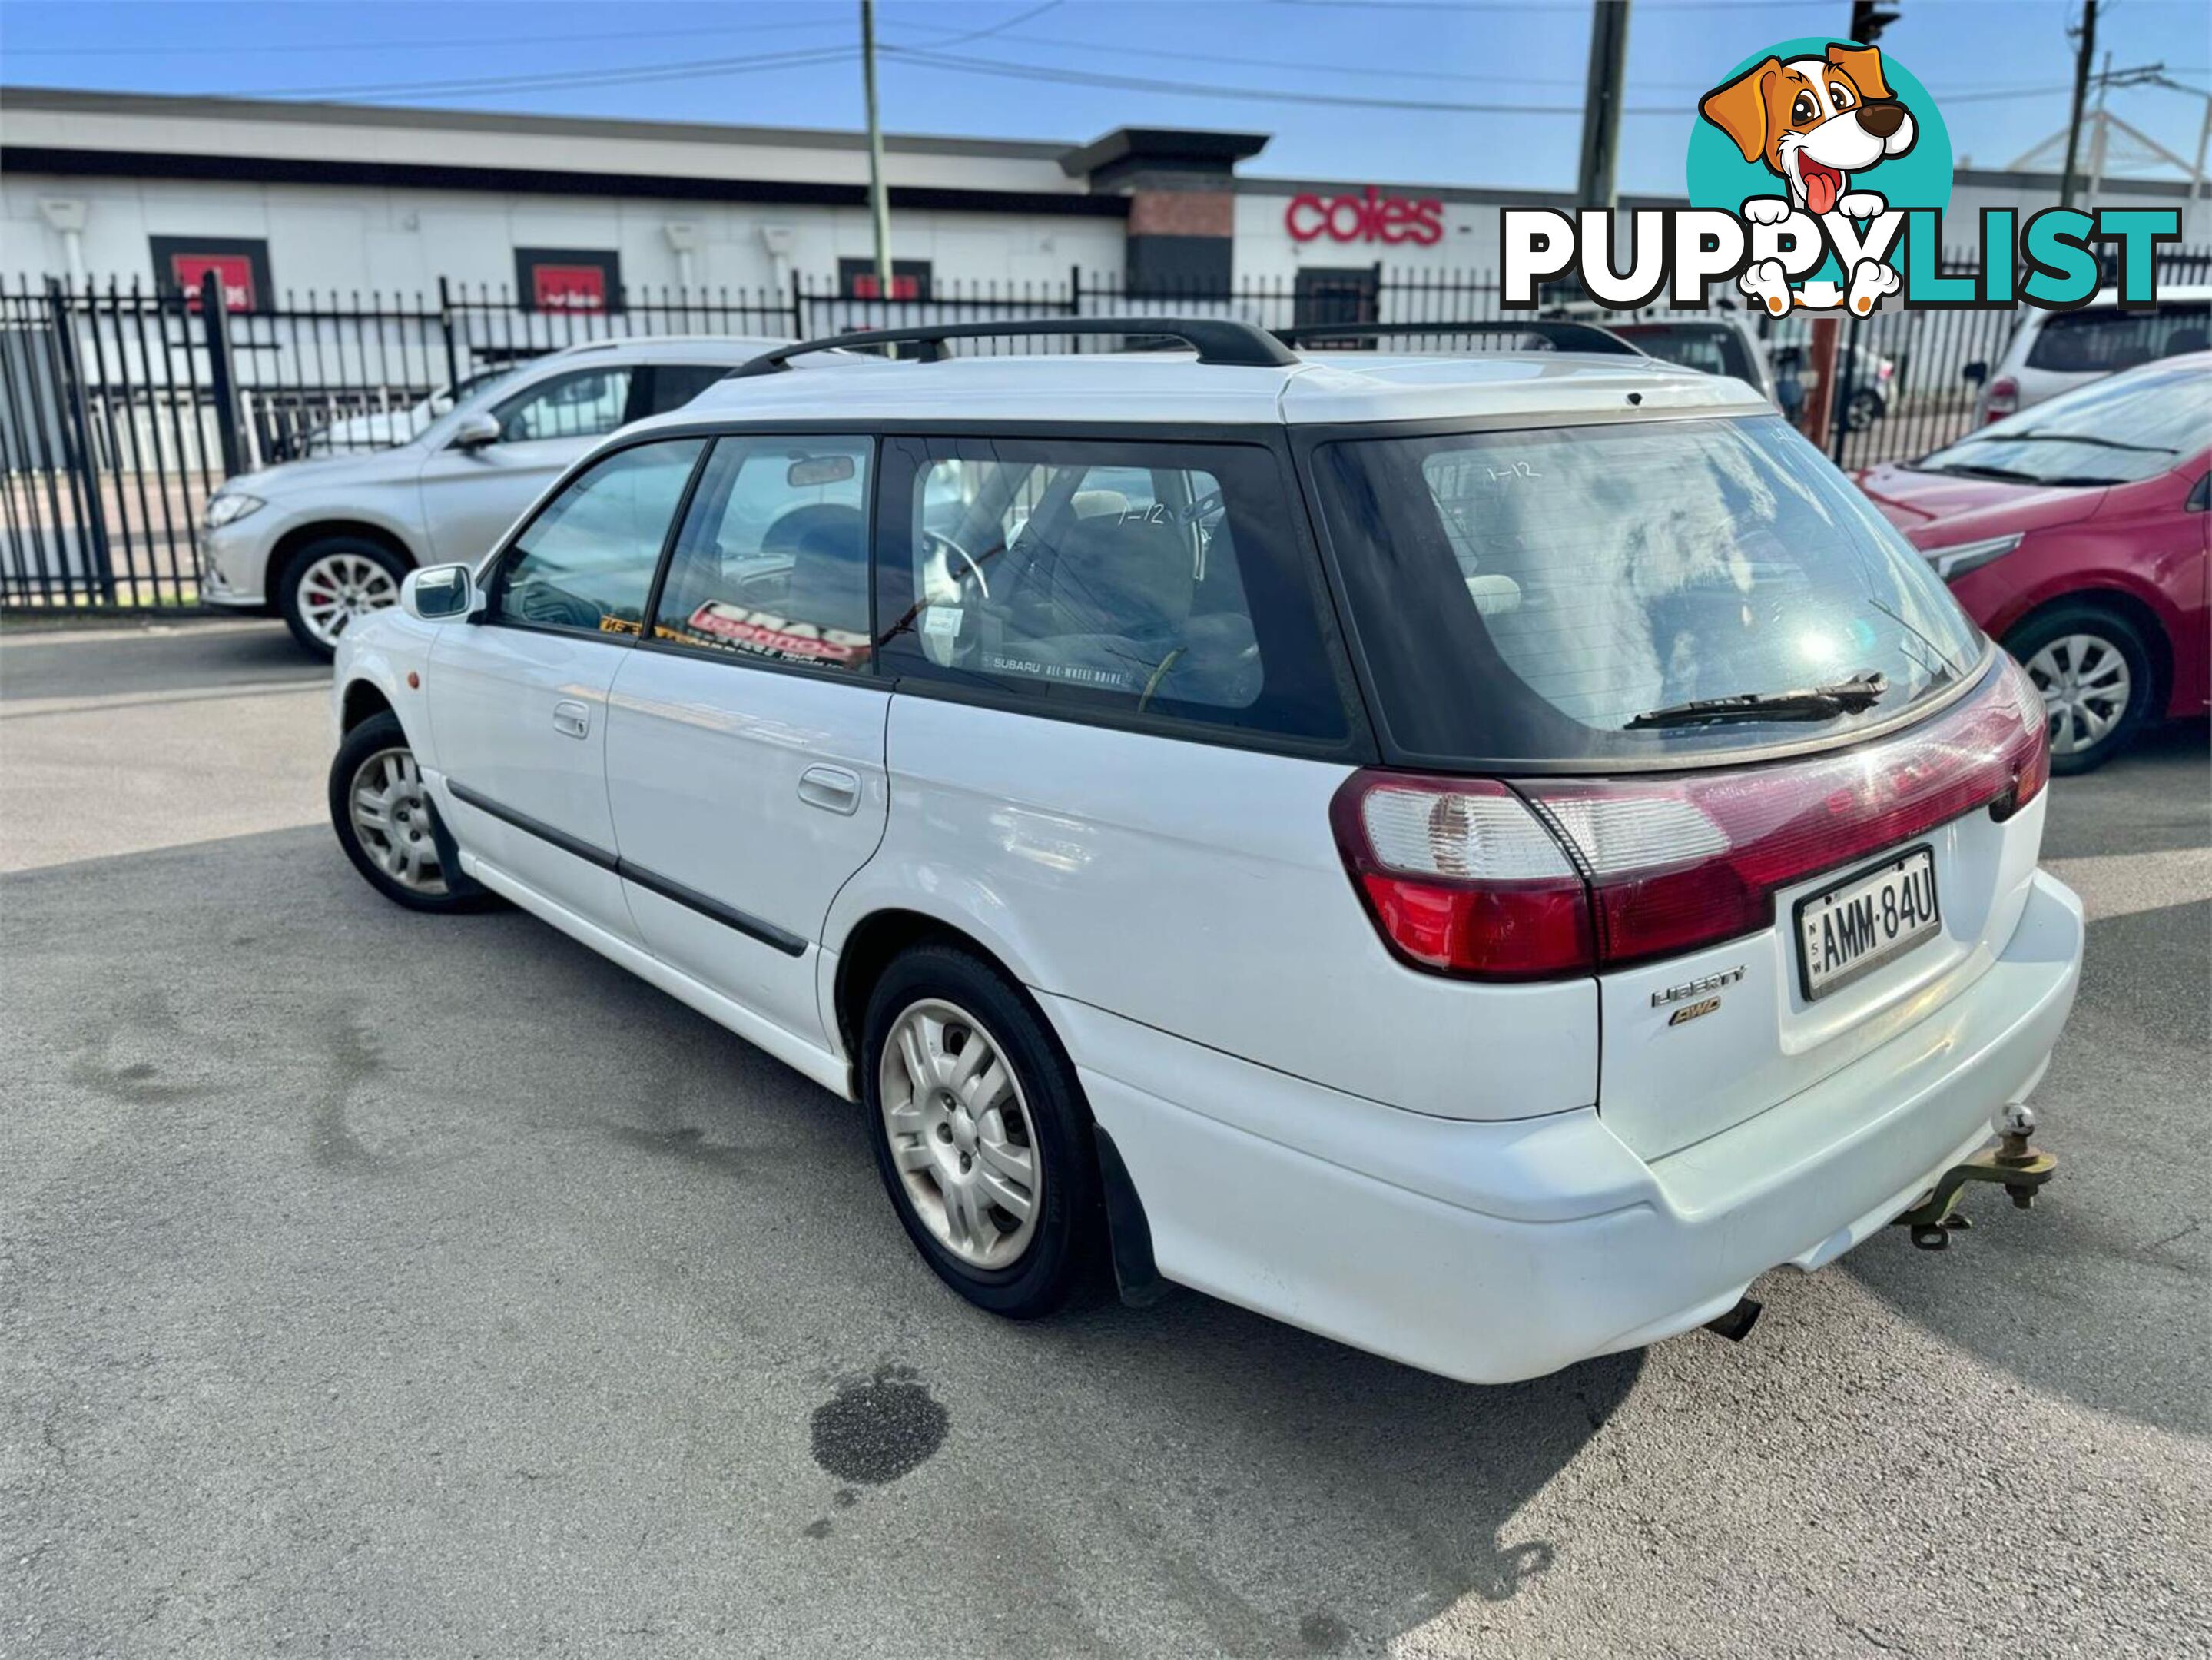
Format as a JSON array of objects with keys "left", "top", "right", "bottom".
[{"left": 1057, "top": 869, "right": 2083, "bottom": 1384}]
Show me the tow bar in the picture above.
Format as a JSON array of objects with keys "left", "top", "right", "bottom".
[{"left": 1891, "top": 1104, "right": 2058, "bottom": 1250}]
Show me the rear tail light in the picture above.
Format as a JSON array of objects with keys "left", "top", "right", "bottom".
[
  {"left": 1332, "top": 658, "right": 2048, "bottom": 981},
  {"left": 1329, "top": 777, "right": 1594, "bottom": 979},
  {"left": 1983, "top": 376, "right": 2019, "bottom": 421}
]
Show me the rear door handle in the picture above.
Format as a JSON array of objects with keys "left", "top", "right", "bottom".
[
  {"left": 798, "top": 765, "right": 862, "bottom": 815},
  {"left": 552, "top": 699, "right": 590, "bottom": 739}
]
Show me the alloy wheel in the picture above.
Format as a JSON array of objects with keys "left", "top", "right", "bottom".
[
  {"left": 2024, "top": 632, "right": 2132, "bottom": 759},
  {"left": 298, "top": 552, "right": 400, "bottom": 649},
  {"left": 347, "top": 747, "right": 449, "bottom": 895},
  {"left": 878, "top": 998, "right": 1043, "bottom": 1271}
]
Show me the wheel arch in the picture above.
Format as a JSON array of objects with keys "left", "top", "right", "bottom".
[
  {"left": 339, "top": 677, "right": 395, "bottom": 734},
  {"left": 271, "top": 520, "right": 419, "bottom": 593},
  {"left": 831, "top": 908, "right": 1033, "bottom": 1069},
  {"left": 2003, "top": 586, "right": 2173, "bottom": 714}
]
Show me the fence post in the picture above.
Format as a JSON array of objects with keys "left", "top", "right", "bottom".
[
  {"left": 789, "top": 267, "right": 807, "bottom": 341},
  {"left": 199, "top": 270, "right": 246, "bottom": 480},
  {"left": 1829, "top": 328, "right": 1862, "bottom": 466},
  {"left": 1801, "top": 314, "right": 1841, "bottom": 455},
  {"left": 45, "top": 277, "right": 115, "bottom": 603},
  {"left": 437, "top": 275, "right": 463, "bottom": 394}
]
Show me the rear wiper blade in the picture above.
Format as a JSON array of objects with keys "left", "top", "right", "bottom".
[{"left": 1626, "top": 672, "right": 1888, "bottom": 730}]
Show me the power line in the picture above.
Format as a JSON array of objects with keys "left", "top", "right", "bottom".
[
  {"left": 880, "top": 45, "right": 1680, "bottom": 115},
  {"left": 193, "top": 2, "right": 1056, "bottom": 104},
  {"left": 218, "top": 45, "right": 861, "bottom": 104},
  {"left": 0, "top": 12, "right": 851, "bottom": 57},
  {"left": 904, "top": 21, "right": 2107, "bottom": 99}
]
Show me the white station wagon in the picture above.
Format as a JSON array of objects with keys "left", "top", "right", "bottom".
[{"left": 327, "top": 319, "right": 2081, "bottom": 1384}]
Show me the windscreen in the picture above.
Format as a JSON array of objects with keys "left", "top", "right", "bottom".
[
  {"left": 1916, "top": 357, "right": 2210, "bottom": 487},
  {"left": 1313, "top": 415, "right": 1984, "bottom": 765}
]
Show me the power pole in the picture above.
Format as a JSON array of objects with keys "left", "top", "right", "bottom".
[
  {"left": 1848, "top": 1, "right": 1899, "bottom": 44},
  {"left": 860, "top": 0, "right": 894, "bottom": 299},
  {"left": 2059, "top": 0, "right": 2098, "bottom": 211},
  {"left": 1576, "top": 0, "right": 1632, "bottom": 210}
]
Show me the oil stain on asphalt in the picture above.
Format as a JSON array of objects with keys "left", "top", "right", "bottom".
[{"left": 809, "top": 1365, "right": 948, "bottom": 1486}]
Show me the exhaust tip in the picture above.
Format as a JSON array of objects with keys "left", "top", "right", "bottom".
[{"left": 1703, "top": 1296, "right": 1763, "bottom": 1344}]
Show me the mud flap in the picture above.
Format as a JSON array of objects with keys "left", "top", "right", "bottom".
[{"left": 1094, "top": 1125, "right": 1172, "bottom": 1306}]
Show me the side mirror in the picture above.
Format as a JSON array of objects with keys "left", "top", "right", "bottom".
[
  {"left": 1961, "top": 360, "right": 1988, "bottom": 385},
  {"left": 452, "top": 412, "right": 502, "bottom": 450},
  {"left": 402, "top": 563, "right": 479, "bottom": 622}
]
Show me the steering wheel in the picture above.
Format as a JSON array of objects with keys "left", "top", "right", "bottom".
[{"left": 922, "top": 528, "right": 990, "bottom": 599}]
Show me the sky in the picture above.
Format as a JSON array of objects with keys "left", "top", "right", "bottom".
[{"left": 1, "top": 0, "right": 2207, "bottom": 196}]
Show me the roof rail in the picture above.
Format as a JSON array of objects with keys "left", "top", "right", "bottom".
[
  {"left": 1271, "top": 320, "right": 1647, "bottom": 357},
  {"left": 727, "top": 317, "right": 1300, "bottom": 378}
]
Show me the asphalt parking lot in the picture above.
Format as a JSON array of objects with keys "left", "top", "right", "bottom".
[{"left": 3, "top": 617, "right": 2207, "bottom": 1658}]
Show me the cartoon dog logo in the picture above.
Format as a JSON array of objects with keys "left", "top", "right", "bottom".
[
  {"left": 1700, "top": 42, "right": 1916, "bottom": 218},
  {"left": 1700, "top": 42, "right": 1918, "bottom": 314}
]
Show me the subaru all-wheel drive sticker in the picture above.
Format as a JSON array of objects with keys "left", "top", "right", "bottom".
[{"left": 1501, "top": 35, "right": 2181, "bottom": 317}]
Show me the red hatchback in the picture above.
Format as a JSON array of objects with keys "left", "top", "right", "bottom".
[{"left": 1857, "top": 353, "right": 2210, "bottom": 772}]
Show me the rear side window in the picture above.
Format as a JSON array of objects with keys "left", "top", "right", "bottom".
[
  {"left": 2025, "top": 303, "right": 2210, "bottom": 373},
  {"left": 875, "top": 438, "right": 1349, "bottom": 743},
  {"left": 1312, "top": 416, "right": 1982, "bottom": 765},
  {"left": 643, "top": 363, "right": 728, "bottom": 416},
  {"left": 490, "top": 437, "right": 705, "bottom": 636},
  {"left": 651, "top": 437, "right": 874, "bottom": 669},
  {"left": 492, "top": 367, "right": 636, "bottom": 443}
]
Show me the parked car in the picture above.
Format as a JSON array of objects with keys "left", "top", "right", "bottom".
[
  {"left": 1966, "top": 285, "right": 2210, "bottom": 423},
  {"left": 1856, "top": 352, "right": 2210, "bottom": 773},
  {"left": 1603, "top": 315, "right": 1781, "bottom": 406},
  {"left": 327, "top": 319, "right": 2079, "bottom": 1386},
  {"left": 201, "top": 334, "right": 790, "bottom": 657},
  {"left": 1765, "top": 315, "right": 1895, "bottom": 430},
  {"left": 295, "top": 363, "right": 526, "bottom": 457}
]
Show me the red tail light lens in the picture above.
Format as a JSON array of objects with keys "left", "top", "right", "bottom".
[
  {"left": 1330, "top": 775, "right": 1595, "bottom": 979},
  {"left": 1333, "top": 659, "right": 2048, "bottom": 980},
  {"left": 1984, "top": 376, "right": 2019, "bottom": 421}
]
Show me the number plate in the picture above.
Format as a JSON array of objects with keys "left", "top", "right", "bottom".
[{"left": 1795, "top": 845, "right": 1941, "bottom": 1000}]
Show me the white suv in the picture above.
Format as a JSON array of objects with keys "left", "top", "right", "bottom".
[
  {"left": 326, "top": 319, "right": 2081, "bottom": 1384},
  {"left": 1969, "top": 285, "right": 2210, "bottom": 423},
  {"left": 201, "top": 334, "right": 788, "bottom": 657}
]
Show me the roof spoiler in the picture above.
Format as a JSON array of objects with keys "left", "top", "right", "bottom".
[
  {"left": 727, "top": 317, "right": 1299, "bottom": 378},
  {"left": 1270, "top": 320, "right": 1647, "bottom": 357}
]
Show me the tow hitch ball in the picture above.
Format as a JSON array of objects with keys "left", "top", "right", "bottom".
[{"left": 1892, "top": 1104, "right": 2058, "bottom": 1251}]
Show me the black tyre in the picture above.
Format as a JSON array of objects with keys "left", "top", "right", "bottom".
[
  {"left": 1845, "top": 388, "right": 1885, "bottom": 432},
  {"left": 280, "top": 536, "right": 410, "bottom": 660},
  {"left": 2005, "top": 603, "right": 2157, "bottom": 775},
  {"left": 862, "top": 944, "right": 1102, "bottom": 1318},
  {"left": 328, "top": 710, "right": 489, "bottom": 911}
]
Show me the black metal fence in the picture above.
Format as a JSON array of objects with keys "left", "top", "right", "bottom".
[{"left": 5, "top": 251, "right": 2207, "bottom": 611}]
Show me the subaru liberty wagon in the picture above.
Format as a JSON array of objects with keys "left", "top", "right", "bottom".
[{"left": 326, "top": 319, "right": 2081, "bottom": 1384}]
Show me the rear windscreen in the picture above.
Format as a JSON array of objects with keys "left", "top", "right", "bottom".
[
  {"left": 2025, "top": 303, "right": 2210, "bottom": 373},
  {"left": 1312, "top": 415, "right": 1984, "bottom": 765}
]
